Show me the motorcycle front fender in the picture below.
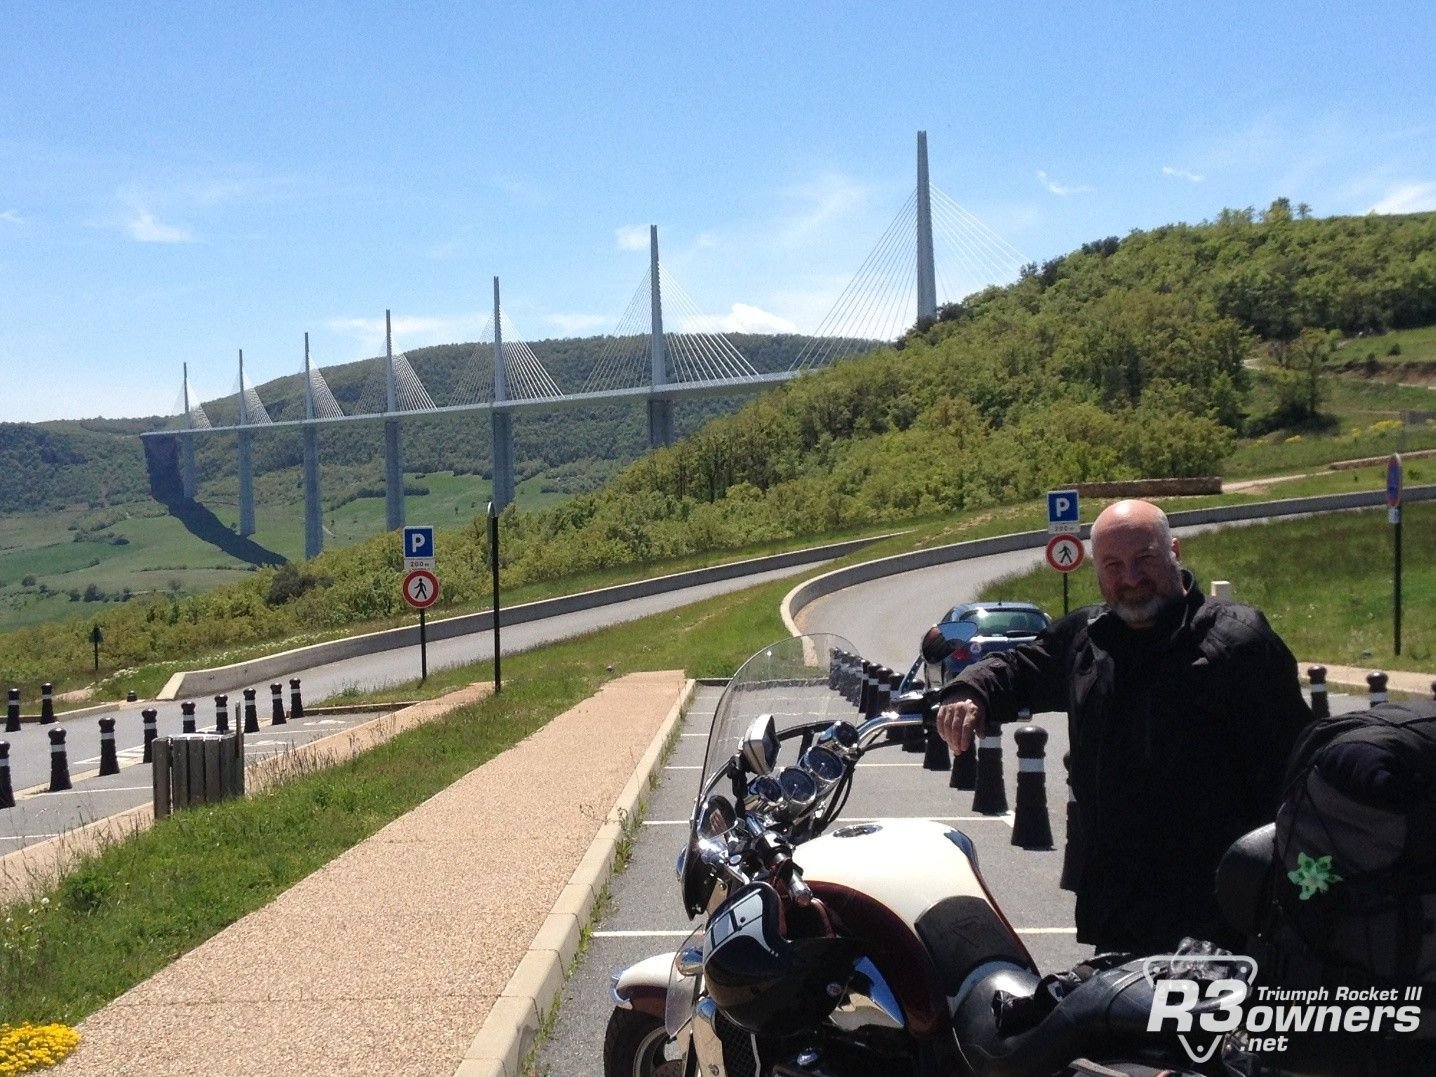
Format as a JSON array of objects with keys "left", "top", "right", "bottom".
[{"left": 610, "top": 951, "right": 676, "bottom": 1020}]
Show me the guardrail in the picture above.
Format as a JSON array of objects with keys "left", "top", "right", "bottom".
[
  {"left": 781, "top": 486, "right": 1436, "bottom": 633},
  {"left": 160, "top": 534, "right": 896, "bottom": 698}
]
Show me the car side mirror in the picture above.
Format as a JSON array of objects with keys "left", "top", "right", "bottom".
[{"left": 920, "top": 624, "right": 958, "bottom": 664}]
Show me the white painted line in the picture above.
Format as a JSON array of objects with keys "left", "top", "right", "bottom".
[
  {"left": 1015, "top": 927, "right": 1078, "bottom": 935},
  {"left": 0, "top": 833, "right": 66, "bottom": 842},
  {"left": 591, "top": 930, "right": 695, "bottom": 938},
  {"left": 641, "top": 820, "right": 690, "bottom": 826},
  {"left": 662, "top": 765, "right": 701, "bottom": 770},
  {"left": 680, "top": 733, "right": 706, "bottom": 738}
]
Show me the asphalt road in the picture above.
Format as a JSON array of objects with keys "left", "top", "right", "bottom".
[{"left": 0, "top": 560, "right": 822, "bottom": 856}]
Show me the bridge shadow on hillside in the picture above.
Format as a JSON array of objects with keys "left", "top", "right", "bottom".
[
  {"left": 158, "top": 493, "right": 287, "bottom": 567},
  {"left": 143, "top": 433, "right": 286, "bottom": 567}
]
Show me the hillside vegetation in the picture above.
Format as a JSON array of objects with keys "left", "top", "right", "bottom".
[{"left": 2, "top": 203, "right": 1434, "bottom": 687}]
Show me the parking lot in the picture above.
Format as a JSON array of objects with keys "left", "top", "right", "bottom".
[{"left": 536, "top": 676, "right": 1365, "bottom": 1075}]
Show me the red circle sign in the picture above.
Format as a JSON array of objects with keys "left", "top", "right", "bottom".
[
  {"left": 402, "top": 569, "right": 440, "bottom": 609},
  {"left": 1045, "top": 534, "right": 1085, "bottom": 573}
]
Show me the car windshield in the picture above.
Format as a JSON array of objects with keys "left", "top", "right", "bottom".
[{"left": 968, "top": 609, "right": 1048, "bottom": 635}]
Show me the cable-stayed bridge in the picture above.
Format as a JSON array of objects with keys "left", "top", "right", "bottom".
[{"left": 141, "top": 132, "right": 1026, "bottom": 558}]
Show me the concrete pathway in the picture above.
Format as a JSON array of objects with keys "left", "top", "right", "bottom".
[{"left": 52, "top": 671, "right": 690, "bottom": 1077}]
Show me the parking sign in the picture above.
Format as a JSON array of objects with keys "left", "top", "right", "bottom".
[
  {"left": 1047, "top": 489, "right": 1080, "bottom": 534},
  {"left": 403, "top": 525, "right": 435, "bottom": 570}
]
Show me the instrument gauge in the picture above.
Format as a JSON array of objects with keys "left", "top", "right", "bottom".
[
  {"left": 776, "top": 766, "right": 818, "bottom": 807},
  {"left": 748, "top": 775, "right": 784, "bottom": 807},
  {"left": 800, "top": 745, "right": 845, "bottom": 783}
]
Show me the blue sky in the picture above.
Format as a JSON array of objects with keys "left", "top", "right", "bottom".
[{"left": 2, "top": 2, "right": 1433, "bottom": 423}]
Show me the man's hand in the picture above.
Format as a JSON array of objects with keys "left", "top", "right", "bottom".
[{"left": 936, "top": 697, "right": 986, "bottom": 755}]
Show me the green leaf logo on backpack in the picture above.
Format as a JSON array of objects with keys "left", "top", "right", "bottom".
[{"left": 1288, "top": 851, "right": 1343, "bottom": 901}]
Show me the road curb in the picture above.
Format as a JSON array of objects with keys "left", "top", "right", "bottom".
[{"left": 453, "top": 677, "right": 697, "bottom": 1077}]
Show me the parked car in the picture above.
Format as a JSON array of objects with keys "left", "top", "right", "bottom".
[{"left": 902, "top": 600, "right": 1053, "bottom": 691}]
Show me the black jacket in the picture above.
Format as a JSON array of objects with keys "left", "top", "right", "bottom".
[{"left": 942, "top": 573, "right": 1310, "bottom": 953}]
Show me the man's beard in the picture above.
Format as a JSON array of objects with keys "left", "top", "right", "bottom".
[{"left": 1111, "top": 593, "right": 1173, "bottom": 628}]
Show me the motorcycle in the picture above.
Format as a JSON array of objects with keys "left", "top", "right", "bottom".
[{"left": 605, "top": 633, "right": 1235, "bottom": 1077}]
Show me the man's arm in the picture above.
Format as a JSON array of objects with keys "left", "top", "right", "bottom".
[{"left": 935, "top": 609, "right": 1091, "bottom": 753}]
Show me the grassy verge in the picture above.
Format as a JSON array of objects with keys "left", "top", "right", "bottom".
[
  {"left": 0, "top": 578, "right": 788, "bottom": 1025},
  {"left": 982, "top": 502, "right": 1435, "bottom": 671}
]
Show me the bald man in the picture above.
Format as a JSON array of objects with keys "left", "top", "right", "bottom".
[{"left": 936, "top": 499, "right": 1310, "bottom": 954}]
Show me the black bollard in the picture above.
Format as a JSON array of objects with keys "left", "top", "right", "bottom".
[
  {"left": 142, "top": 708, "right": 158, "bottom": 764},
  {"left": 858, "top": 661, "right": 873, "bottom": 716},
  {"left": 1366, "top": 671, "right": 1388, "bottom": 708},
  {"left": 243, "top": 688, "right": 259, "bottom": 733},
  {"left": 289, "top": 678, "right": 304, "bottom": 720},
  {"left": 0, "top": 741, "right": 12, "bottom": 809},
  {"left": 5, "top": 687, "right": 18, "bottom": 733},
  {"left": 827, "top": 650, "right": 839, "bottom": 692},
  {"left": 126, "top": 690, "right": 137, "bottom": 703},
  {"left": 214, "top": 694, "right": 230, "bottom": 734},
  {"left": 270, "top": 682, "right": 287, "bottom": 725},
  {"left": 181, "top": 700, "right": 197, "bottom": 734},
  {"left": 40, "top": 682, "right": 55, "bottom": 723},
  {"left": 1011, "top": 726, "right": 1054, "bottom": 850},
  {"left": 971, "top": 727, "right": 1009, "bottom": 815},
  {"left": 48, "top": 727, "right": 72, "bottom": 792},
  {"left": 922, "top": 690, "right": 951, "bottom": 770},
  {"left": 1431, "top": 680, "right": 1436, "bottom": 703},
  {"left": 1307, "top": 665, "right": 1329, "bottom": 720},
  {"left": 1059, "top": 752, "right": 1082, "bottom": 892},
  {"left": 98, "top": 717, "right": 119, "bottom": 776}
]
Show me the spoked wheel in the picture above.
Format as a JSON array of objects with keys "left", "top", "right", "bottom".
[{"left": 603, "top": 1008, "right": 684, "bottom": 1077}]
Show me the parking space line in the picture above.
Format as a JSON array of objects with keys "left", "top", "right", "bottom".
[
  {"left": 1015, "top": 928, "right": 1078, "bottom": 935},
  {"left": 662, "top": 765, "right": 701, "bottom": 770},
  {"left": 591, "top": 930, "right": 694, "bottom": 938},
  {"left": 0, "top": 833, "right": 67, "bottom": 842}
]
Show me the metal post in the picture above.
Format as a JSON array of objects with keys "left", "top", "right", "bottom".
[
  {"left": 384, "top": 310, "right": 405, "bottom": 530},
  {"left": 302, "top": 332, "right": 323, "bottom": 558},
  {"left": 419, "top": 609, "right": 428, "bottom": 682},
  {"left": 1394, "top": 508, "right": 1403, "bottom": 656},
  {"left": 916, "top": 131, "right": 937, "bottom": 326},
  {"left": 489, "top": 500, "right": 501, "bottom": 693},
  {"left": 491, "top": 278, "right": 516, "bottom": 510},
  {"left": 647, "top": 225, "right": 673, "bottom": 449}
]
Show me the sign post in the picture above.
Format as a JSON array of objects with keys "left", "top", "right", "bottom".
[
  {"left": 401, "top": 568, "right": 439, "bottom": 680},
  {"left": 488, "top": 501, "right": 501, "bottom": 693},
  {"left": 1388, "top": 454, "right": 1403, "bottom": 656},
  {"left": 1046, "top": 490, "right": 1082, "bottom": 615},
  {"left": 90, "top": 624, "right": 104, "bottom": 673}
]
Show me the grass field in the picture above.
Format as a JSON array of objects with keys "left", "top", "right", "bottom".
[{"left": 1334, "top": 325, "right": 1436, "bottom": 368}]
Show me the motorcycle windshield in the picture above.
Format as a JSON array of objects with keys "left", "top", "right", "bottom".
[{"left": 695, "top": 633, "right": 858, "bottom": 802}]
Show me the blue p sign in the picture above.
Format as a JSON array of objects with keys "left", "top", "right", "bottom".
[
  {"left": 1047, "top": 490, "right": 1080, "bottom": 526},
  {"left": 403, "top": 526, "right": 434, "bottom": 560}
]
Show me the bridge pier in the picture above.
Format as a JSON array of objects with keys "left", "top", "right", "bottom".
[
  {"left": 180, "top": 437, "right": 198, "bottom": 498},
  {"left": 302, "top": 333, "right": 323, "bottom": 559},
  {"left": 647, "top": 398, "right": 673, "bottom": 449},
  {"left": 916, "top": 130, "right": 937, "bottom": 328},
  {"left": 237, "top": 350, "right": 255, "bottom": 537},
  {"left": 303, "top": 424, "right": 321, "bottom": 558},
  {"left": 238, "top": 430, "right": 255, "bottom": 536}
]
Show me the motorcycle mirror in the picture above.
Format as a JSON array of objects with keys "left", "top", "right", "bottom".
[
  {"left": 920, "top": 624, "right": 958, "bottom": 664},
  {"left": 697, "top": 794, "right": 738, "bottom": 840},
  {"left": 740, "top": 713, "right": 779, "bottom": 776}
]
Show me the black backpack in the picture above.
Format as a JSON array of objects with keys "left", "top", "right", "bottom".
[{"left": 1271, "top": 698, "right": 1436, "bottom": 986}]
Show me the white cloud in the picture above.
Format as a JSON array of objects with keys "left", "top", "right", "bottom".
[
  {"left": 125, "top": 208, "right": 195, "bottom": 243},
  {"left": 0, "top": 209, "right": 20, "bottom": 224},
  {"left": 678, "top": 303, "right": 797, "bottom": 334},
  {"left": 1162, "top": 165, "right": 1205, "bottom": 183},
  {"left": 325, "top": 313, "right": 489, "bottom": 353},
  {"left": 547, "top": 312, "right": 615, "bottom": 333},
  {"left": 1368, "top": 181, "right": 1436, "bottom": 214},
  {"left": 615, "top": 224, "right": 651, "bottom": 250},
  {"left": 777, "top": 172, "right": 869, "bottom": 247},
  {"left": 1036, "top": 170, "right": 1091, "bottom": 196}
]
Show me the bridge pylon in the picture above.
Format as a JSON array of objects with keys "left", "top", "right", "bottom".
[
  {"left": 916, "top": 130, "right": 937, "bottom": 328},
  {"left": 491, "top": 276, "right": 516, "bottom": 511},
  {"left": 383, "top": 310, "right": 405, "bottom": 531},
  {"left": 180, "top": 362, "right": 198, "bottom": 498},
  {"left": 647, "top": 225, "right": 674, "bottom": 449}
]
